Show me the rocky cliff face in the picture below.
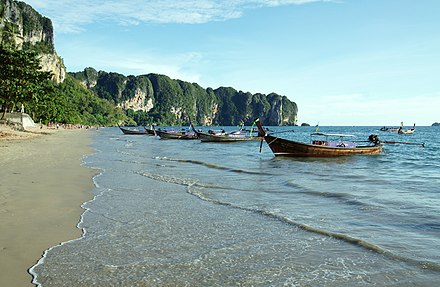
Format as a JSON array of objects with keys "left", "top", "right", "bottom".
[
  {"left": 38, "top": 53, "right": 65, "bottom": 83},
  {"left": 118, "top": 93, "right": 154, "bottom": 113},
  {"left": 0, "top": 0, "right": 65, "bottom": 83},
  {"left": 71, "top": 68, "right": 298, "bottom": 126}
]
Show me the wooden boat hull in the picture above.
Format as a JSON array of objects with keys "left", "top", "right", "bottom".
[
  {"left": 156, "top": 130, "right": 198, "bottom": 140},
  {"left": 197, "top": 132, "right": 261, "bottom": 142},
  {"left": 398, "top": 129, "right": 415, "bottom": 134},
  {"left": 119, "top": 126, "right": 150, "bottom": 135},
  {"left": 144, "top": 128, "right": 156, "bottom": 135},
  {"left": 381, "top": 127, "right": 399, "bottom": 132},
  {"left": 264, "top": 134, "right": 381, "bottom": 157}
]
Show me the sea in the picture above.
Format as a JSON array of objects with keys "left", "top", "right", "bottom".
[{"left": 30, "top": 125, "right": 440, "bottom": 286}]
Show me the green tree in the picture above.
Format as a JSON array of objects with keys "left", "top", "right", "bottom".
[{"left": 0, "top": 46, "right": 53, "bottom": 120}]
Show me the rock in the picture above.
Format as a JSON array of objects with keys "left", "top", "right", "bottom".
[{"left": 0, "top": 0, "right": 65, "bottom": 83}]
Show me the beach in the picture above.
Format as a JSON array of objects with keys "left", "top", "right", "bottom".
[{"left": 0, "top": 126, "right": 95, "bottom": 286}]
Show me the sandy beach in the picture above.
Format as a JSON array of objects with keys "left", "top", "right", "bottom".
[{"left": 0, "top": 126, "right": 96, "bottom": 286}]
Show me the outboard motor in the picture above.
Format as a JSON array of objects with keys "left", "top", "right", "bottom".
[{"left": 368, "top": 134, "right": 380, "bottom": 145}]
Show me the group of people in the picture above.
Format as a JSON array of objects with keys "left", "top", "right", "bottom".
[{"left": 44, "top": 122, "right": 94, "bottom": 130}]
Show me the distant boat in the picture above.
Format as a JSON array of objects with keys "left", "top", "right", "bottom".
[
  {"left": 118, "top": 125, "right": 152, "bottom": 135},
  {"left": 398, "top": 123, "right": 416, "bottom": 134},
  {"left": 255, "top": 119, "right": 381, "bottom": 157},
  {"left": 380, "top": 126, "right": 399, "bottom": 132},
  {"left": 194, "top": 128, "right": 261, "bottom": 142},
  {"left": 154, "top": 126, "right": 198, "bottom": 140}
]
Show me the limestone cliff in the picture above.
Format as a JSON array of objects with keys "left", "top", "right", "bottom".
[
  {"left": 0, "top": 0, "right": 65, "bottom": 83},
  {"left": 71, "top": 68, "right": 298, "bottom": 126}
]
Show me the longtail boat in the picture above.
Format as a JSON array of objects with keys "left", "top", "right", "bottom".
[
  {"left": 194, "top": 128, "right": 261, "bottom": 142},
  {"left": 398, "top": 123, "right": 416, "bottom": 134},
  {"left": 118, "top": 125, "right": 151, "bottom": 135},
  {"left": 154, "top": 126, "right": 198, "bottom": 140},
  {"left": 381, "top": 122, "right": 416, "bottom": 134},
  {"left": 380, "top": 126, "right": 399, "bottom": 132},
  {"left": 255, "top": 119, "right": 382, "bottom": 157}
]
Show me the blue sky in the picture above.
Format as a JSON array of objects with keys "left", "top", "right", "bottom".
[{"left": 26, "top": 0, "right": 440, "bottom": 126}]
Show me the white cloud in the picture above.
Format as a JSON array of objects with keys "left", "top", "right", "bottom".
[
  {"left": 109, "top": 52, "right": 203, "bottom": 83},
  {"left": 25, "top": 0, "right": 327, "bottom": 33},
  {"left": 62, "top": 41, "right": 203, "bottom": 83}
]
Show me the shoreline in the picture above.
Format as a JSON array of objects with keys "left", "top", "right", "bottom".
[{"left": 0, "top": 126, "right": 96, "bottom": 286}]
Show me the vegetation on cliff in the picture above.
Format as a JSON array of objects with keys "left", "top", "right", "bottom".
[
  {"left": 0, "top": 46, "right": 128, "bottom": 125},
  {"left": 0, "top": 0, "right": 53, "bottom": 54},
  {"left": 71, "top": 68, "right": 298, "bottom": 126},
  {"left": 45, "top": 74, "right": 128, "bottom": 126}
]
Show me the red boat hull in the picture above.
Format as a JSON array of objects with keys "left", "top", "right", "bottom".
[{"left": 264, "top": 135, "right": 381, "bottom": 157}]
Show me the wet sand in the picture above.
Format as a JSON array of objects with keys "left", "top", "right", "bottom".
[{"left": 0, "top": 126, "right": 96, "bottom": 286}]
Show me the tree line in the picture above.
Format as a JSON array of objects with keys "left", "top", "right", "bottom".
[{"left": 0, "top": 46, "right": 129, "bottom": 126}]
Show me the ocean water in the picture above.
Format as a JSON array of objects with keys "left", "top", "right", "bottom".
[{"left": 31, "top": 126, "right": 440, "bottom": 286}]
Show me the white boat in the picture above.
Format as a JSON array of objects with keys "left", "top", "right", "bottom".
[{"left": 398, "top": 123, "right": 415, "bottom": 134}]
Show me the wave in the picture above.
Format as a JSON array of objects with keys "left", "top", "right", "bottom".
[
  {"left": 187, "top": 183, "right": 440, "bottom": 272},
  {"left": 155, "top": 156, "right": 273, "bottom": 176},
  {"left": 137, "top": 171, "right": 259, "bottom": 195},
  {"left": 284, "top": 181, "right": 383, "bottom": 211}
]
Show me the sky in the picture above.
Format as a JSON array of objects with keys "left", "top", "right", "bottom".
[{"left": 25, "top": 0, "right": 440, "bottom": 126}]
